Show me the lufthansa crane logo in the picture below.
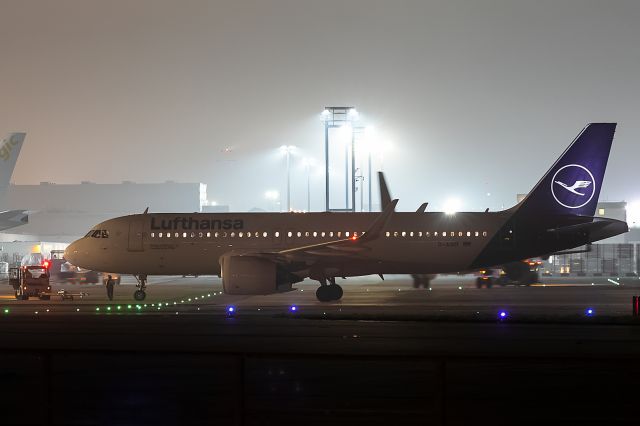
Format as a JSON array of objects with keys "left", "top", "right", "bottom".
[{"left": 550, "top": 164, "right": 596, "bottom": 209}]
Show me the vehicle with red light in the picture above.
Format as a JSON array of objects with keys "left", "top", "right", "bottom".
[
  {"left": 475, "top": 259, "right": 542, "bottom": 288},
  {"left": 9, "top": 253, "right": 52, "bottom": 300}
]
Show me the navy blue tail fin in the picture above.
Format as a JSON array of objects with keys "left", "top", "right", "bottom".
[{"left": 517, "top": 123, "right": 616, "bottom": 217}]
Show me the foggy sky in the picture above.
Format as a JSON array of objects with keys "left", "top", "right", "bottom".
[{"left": 1, "top": 0, "right": 639, "bottom": 213}]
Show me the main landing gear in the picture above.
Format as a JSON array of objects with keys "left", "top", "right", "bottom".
[
  {"left": 315, "top": 277, "right": 343, "bottom": 302},
  {"left": 133, "top": 275, "right": 147, "bottom": 301}
]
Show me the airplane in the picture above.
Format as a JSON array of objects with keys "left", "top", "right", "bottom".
[
  {"left": 0, "top": 132, "right": 28, "bottom": 231},
  {"left": 65, "top": 123, "right": 628, "bottom": 302}
]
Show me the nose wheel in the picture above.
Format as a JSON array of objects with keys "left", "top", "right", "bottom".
[{"left": 133, "top": 275, "right": 147, "bottom": 301}]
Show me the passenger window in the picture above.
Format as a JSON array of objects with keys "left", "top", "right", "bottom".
[
  {"left": 434, "top": 232, "right": 438, "bottom": 237},
  {"left": 313, "top": 232, "right": 317, "bottom": 237},
  {"left": 450, "top": 232, "right": 455, "bottom": 237},
  {"left": 183, "top": 232, "right": 187, "bottom": 238},
  {"left": 466, "top": 231, "right": 471, "bottom": 237},
  {"left": 386, "top": 231, "right": 390, "bottom": 237},
  {"left": 321, "top": 232, "right": 326, "bottom": 237},
  {"left": 190, "top": 232, "right": 195, "bottom": 238},
  {"left": 239, "top": 232, "right": 244, "bottom": 238},
  {"left": 393, "top": 231, "right": 398, "bottom": 237},
  {"left": 275, "top": 231, "right": 280, "bottom": 237},
  {"left": 207, "top": 232, "right": 211, "bottom": 237},
  {"left": 458, "top": 232, "right": 463, "bottom": 237},
  {"left": 305, "top": 231, "right": 310, "bottom": 237},
  {"left": 158, "top": 232, "right": 163, "bottom": 238},
  {"left": 426, "top": 232, "right": 430, "bottom": 237},
  {"left": 337, "top": 232, "right": 342, "bottom": 237},
  {"left": 150, "top": 232, "right": 155, "bottom": 238},
  {"left": 475, "top": 231, "right": 479, "bottom": 237},
  {"left": 329, "top": 232, "right": 334, "bottom": 237},
  {"left": 482, "top": 231, "right": 488, "bottom": 237},
  {"left": 222, "top": 232, "right": 227, "bottom": 237},
  {"left": 174, "top": 232, "right": 179, "bottom": 238},
  {"left": 263, "top": 232, "right": 268, "bottom": 238},
  {"left": 418, "top": 232, "right": 422, "bottom": 237},
  {"left": 409, "top": 231, "right": 414, "bottom": 237},
  {"left": 230, "top": 232, "right": 236, "bottom": 238},
  {"left": 297, "top": 231, "right": 301, "bottom": 237}
]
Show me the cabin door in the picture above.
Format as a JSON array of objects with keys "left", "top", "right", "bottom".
[{"left": 128, "top": 217, "right": 145, "bottom": 252}]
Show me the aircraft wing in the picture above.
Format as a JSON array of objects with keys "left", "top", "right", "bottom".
[
  {"left": 0, "top": 210, "right": 28, "bottom": 231},
  {"left": 234, "top": 199, "right": 398, "bottom": 263}
]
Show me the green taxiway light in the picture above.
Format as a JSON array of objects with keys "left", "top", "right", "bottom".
[
  {"left": 3, "top": 308, "right": 9, "bottom": 314},
  {"left": 207, "top": 294, "right": 211, "bottom": 297},
  {"left": 127, "top": 305, "right": 132, "bottom": 309},
  {"left": 136, "top": 305, "right": 141, "bottom": 310},
  {"left": 96, "top": 307, "right": 100, "bottom": 311},
  {"left": 117, "top": 306, "right": 121, "bottom": 310},
  {"left": 188, "top": 298, "right": 192, "bottom": 302},
  {"left": 107, "top": 307, "right": 111, "bottom": 311}
]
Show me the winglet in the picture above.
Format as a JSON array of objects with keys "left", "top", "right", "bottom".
[
  {"left": 378, "top": 172, "right": 393, "bottom": 211},
  {"left": 416, "top": 202, "right": 428, "bottom": 213},
  {"left": 143, "top": 207, "right": 149, "bottom": 214},
  {"left": 358, "top": 198, "right": 398, "bottom": 243}
]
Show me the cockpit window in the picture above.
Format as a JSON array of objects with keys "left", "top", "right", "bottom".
[{"left": 88, "top": 229, "right": 110, "bottom": 238}]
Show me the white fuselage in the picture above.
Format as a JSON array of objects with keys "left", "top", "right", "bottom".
[{"left": 65, "top": 211, "right": 510, "bottom": 278}]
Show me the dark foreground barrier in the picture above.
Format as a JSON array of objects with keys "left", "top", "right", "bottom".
[{"left": 1, "top": 349, "right": 639, "bottom": 425}]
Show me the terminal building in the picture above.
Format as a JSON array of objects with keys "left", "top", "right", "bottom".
[{"left": 4, "top": 181, "right": 208, "bottom": 240}]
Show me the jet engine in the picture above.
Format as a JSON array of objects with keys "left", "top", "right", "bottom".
[{"left": 219, "top": 254, "right": 279, "bottom": 295}]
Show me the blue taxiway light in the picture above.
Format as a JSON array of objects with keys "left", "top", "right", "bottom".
[
  {"left": 585, "top": 308, "right": 595, "bottom": 317},
  {"left": 498, "top": 310, "right": 508, "bottom": 320},
  {"left": 290, "top": 305, "right": 298, "bottom": 312}
]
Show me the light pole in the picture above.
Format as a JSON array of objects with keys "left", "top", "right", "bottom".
[
  {"left": 302, "top": 158, "right": 313, "bottom": 212},
  {"left": 280, "top": 145, "right": 295, "bottom": 212}
]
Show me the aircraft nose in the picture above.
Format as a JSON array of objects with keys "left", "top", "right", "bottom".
[{"left": 65, "top": 240, "right": 82, "bottom": 265}]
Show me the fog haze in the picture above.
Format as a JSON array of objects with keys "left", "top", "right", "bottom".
[{"left": 1, "top": 0, "right": 639, "bottom": 212}]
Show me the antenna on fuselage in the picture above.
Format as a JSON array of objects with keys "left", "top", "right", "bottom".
[{"left": 143, "top": 207, "right": 149, "bottom": 214}]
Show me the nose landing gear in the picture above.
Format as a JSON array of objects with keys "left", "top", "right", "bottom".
[{"left": 133, "top": 275, "right": 147, "bottom": 301}]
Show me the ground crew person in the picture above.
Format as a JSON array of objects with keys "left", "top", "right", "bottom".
[{"left": 106, "top": 274, "right": 115, "bottom": 300}]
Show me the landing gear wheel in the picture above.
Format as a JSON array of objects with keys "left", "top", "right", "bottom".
[
  {"left": 134, "top": 290, "right": 146, "bottom": 301},
  {"left": 316, "top": 286, "right": 333, "bottom": 302},
  {"left": 316, "top": 284, "right": 343, "bottom": 302},
  {"left": 328, "top": 284, "right": 343, "bottom": 300}
]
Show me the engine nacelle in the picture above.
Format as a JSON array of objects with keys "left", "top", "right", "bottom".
[{"left": 219, "top": 254, "right": 277, "bottom": 295}]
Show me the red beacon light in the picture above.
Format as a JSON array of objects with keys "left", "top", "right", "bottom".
[{"left": 42, "top": 260, "right": 50, "bottom": 269}]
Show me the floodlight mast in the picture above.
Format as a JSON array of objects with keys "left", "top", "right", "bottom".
[{"left": 321, "top": 107, "right": 359, "bottom": 212}]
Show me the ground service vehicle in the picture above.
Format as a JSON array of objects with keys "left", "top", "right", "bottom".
[
  {"left": 10, "top": 263, "right": 52, "bottom": 300},
  {"left": 476, "top": 259, "right": 542, "bottom": 288}
]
